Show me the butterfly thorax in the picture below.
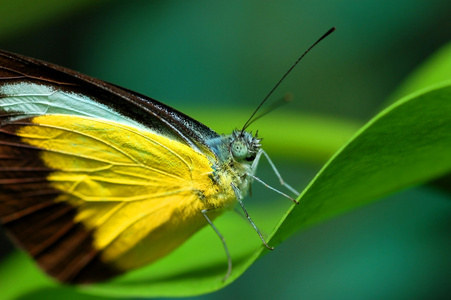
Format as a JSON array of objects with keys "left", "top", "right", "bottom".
[{"left": 206, "top": 130, "right": 261, "bottom": 206}]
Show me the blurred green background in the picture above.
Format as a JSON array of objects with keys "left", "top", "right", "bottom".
[{"left": 1, "top": 0, "right": 451, "bottom": 299}]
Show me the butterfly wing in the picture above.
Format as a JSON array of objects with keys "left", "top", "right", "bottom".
[{"left": 0, "top": 50, "right": 234, "bottom": 283}]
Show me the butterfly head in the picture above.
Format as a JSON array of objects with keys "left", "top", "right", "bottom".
[{"left": 229, "top": 130, "right": 261, "bottom": 163}]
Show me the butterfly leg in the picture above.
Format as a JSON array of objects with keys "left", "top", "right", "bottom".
[
  {"left": 259, "top": 149, "right": 300, "bottom": 196},
  {"left": 247, "top": 173, "right": 298, "bottom": 204},
  {"left": 231, "top": 183, "right": 274, "bottom": 250},
  {"left": 202, "top": 209, "right": 232, "bottom": 281},
  {"left": 233, "top": 207, "right": 273, "bottom": 239}
]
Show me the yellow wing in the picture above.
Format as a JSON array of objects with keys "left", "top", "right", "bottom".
[{"left": 0, "top": 114, "right": 236, "bottom": 283}]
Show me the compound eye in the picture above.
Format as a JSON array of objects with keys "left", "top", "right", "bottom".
[{"left": 231, "top": 140, "right": 248, "bottom": 160}]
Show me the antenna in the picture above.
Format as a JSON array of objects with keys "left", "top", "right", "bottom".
[{"left": 241, "top": 27, "right": 336, "bottom": 131}]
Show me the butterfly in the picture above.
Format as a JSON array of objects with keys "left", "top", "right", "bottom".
[{"left": 0, "top": 27, "right": 334, "bottom": 284}]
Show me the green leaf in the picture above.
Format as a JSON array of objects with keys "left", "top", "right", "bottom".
[
  {"left": 386, "top": 42, "right": 451, "bottom": 104},
  {"left": 385, "top": 42, "right": 451, "bottom": 193},
  {"left": 66, "top": 84, "right": 451, "bottom": 297},
  {"left": 3, "top": 84, "right": 451, "bottom": 298},
  {"left": 271, "top": 83, "right": 451, "bottom": 246}
]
